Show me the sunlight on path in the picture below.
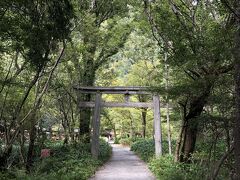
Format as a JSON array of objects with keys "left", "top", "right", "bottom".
[{"left": 89, "top": 144, "right": 156, "bottom": 180}]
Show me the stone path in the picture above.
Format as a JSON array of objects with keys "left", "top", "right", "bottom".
[{"left": 89, "top": 144, "right": 156, "bottom": 180}]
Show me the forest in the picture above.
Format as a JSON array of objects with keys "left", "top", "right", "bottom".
[{"left": 0, "top": 0, "right": 240, "bottom": 179}]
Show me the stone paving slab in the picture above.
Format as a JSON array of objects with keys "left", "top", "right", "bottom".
[{"left": 89, "top": 144, "right": 156, "bottom": 180}]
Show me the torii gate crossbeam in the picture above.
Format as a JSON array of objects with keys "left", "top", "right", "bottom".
[{"left": 74, "top": 86, "right": 163, "bottom": 158}]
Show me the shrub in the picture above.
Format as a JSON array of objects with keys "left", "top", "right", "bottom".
[
  {"left": 119, "top": 138, "right": 132, "bottom": 146},
  {"left": 119, "top": 137, "right": 142, "bottom": 146},
  {"left": 131, "top": 139, "right": 176, "bottom": 162},
  {"left": 99, "top": 139, "right": 112, "bottom": 162},
  {"left": 131, "top": 139, "right": 155, "bottom": 162},
  {"left": 149, "top": 156, "right": 184, "bottom": 180},
  {"left": 149, "top": 156, "right": 207, "bottom": 180},
  {"left": 114, "top": 138, "right": 120, "bottom": 144}
]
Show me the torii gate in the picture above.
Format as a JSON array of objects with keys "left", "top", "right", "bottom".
[{"left": 75, "top": 86, "right": 162, "bottom": 158}]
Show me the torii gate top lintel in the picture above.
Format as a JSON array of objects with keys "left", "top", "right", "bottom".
[
  {"left": 74, "top": 86, "right": 152, "bottom": 95},
  {"left": 75, "top": 86, "right": 154, "bottom": 108}
]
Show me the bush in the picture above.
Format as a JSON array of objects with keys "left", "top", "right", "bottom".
[
  {"left": 149, "top": 156, "right": 208, "bottom": 180},
  {"left": 131, "top": 139, "right": 176, "bottom": 162},
  {"left": 119, "top": 137, "right": 142, "bottom": 146},
  {"left": 131, "top": 139, "right": 155, "bottom": 162},
  {"left": 114, "top": 138, "right": 120, "bottom": 144},
  {"left": 119, "top": 138, "right": 132, "bottom": 146},
  {"left": 149, "top": 156, "right": 184, "bottom": 180},
  {"left": 99, "top": 139, "right": 112, "bottom": 162}
]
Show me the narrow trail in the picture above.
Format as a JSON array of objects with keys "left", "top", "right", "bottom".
[{"left": 89, "top": 144, "right": 156, "bottom": 180}]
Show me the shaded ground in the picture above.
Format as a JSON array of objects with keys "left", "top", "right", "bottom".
[{"left": 89, "top": 144, "right": 156, "bottom": 180}]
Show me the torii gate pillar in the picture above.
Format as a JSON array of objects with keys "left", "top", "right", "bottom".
[
  {"left": 153, "top": 95, "right": 162, "bottom": 157},
  {"left": 91, "top": 93, "right": 102, "bottom": 158}
]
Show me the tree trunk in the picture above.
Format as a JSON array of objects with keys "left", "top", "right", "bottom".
[
  {"left": 233, "top": 9, "right": 240, "bottom": 178},
  {"left": 175, "top": 117, "right": 186, "bottom": 162},
  {"left": 223, "top": 118, "right": 231, "bottom": 151},
  {"left": 79, "top": 94, "right": 92, "bottom": 143},
  {"left": 78, "top": 56, "right": 95, "bottom": 143},
  {"left": 113, "top": 124, "right": 117, "bottom": 140},
  {"left": 130, "top": 116, "right": 133, "bottom": 139},
  {"left": 180, "top": 119, "right": 198, "bottom": 162},
  {"left": 63, "top": 128, "right": 69, "bottom": 145},
  {"left": 175, "top": 107, "right": 187, "bottom": 162},
  {"left": 164, "top": 52, "right": 172, "bottom": 154},
  {"left": 139, "top": 95, "right": 148, "bottom": 138},
  {"left": 211, "top": 146, "right": 234, "bottom": 180},
  {"left": 0, "top": 145, "right": 12, "bottom": 170},
  {"left": 141, "top": 108, "right": 147, "bottom": 138},
  {"left": 60, "top": 104, "right": 70, "bottom": 145},
  {"left": 166, "top": 101, "right": 172, "bottom": 154},
  {"left": 179, "top": 83, "right": 212, "bottom": 162},
  {"left": 70, "top": 101, "right": 75, "bottom": 142},
  {"left": 26, "top": 123, "right": 36, "bottom": 172},
  {"left": 19, "top": 127, "right": 26, "bottom": 165}
]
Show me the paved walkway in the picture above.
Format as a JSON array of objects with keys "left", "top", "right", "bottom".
[{"left": 89, "top": 144, "right": 156, "bottom": 180}]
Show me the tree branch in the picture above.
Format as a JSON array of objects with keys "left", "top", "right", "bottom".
[{"left": 211, "top": 145, "right": 234, "bottom": 180}]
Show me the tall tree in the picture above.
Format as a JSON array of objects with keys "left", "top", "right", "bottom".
[
  {"left": 70, "top": 0, "right": 132, "bottom": 142},
  {"left": 228, "top": 0, "right": 240, "bottom": 178},
  {"left": 0, "top": 0, "right": 73, "bottom": 169},
  {"left": 143, "top": 0, "right": 234, "bottom": 162}
]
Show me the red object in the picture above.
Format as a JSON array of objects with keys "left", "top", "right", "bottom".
[{"left": 41, "top": 149, "right": 50, "bottom": 158}]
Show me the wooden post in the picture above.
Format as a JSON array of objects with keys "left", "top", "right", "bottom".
[
  {"left": 153, "top": 95, "right": 162, "bottom": 157},
  {"left": 91, "top": 93, "right": 101, "bottom": 158}
]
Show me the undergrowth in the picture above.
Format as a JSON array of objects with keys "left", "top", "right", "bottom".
[
  {"left": 0, "top": 139, "right": 112, "bottom": 180},
  {"left": 131, "top": 139, "right": 228, "bottom": 180}
]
